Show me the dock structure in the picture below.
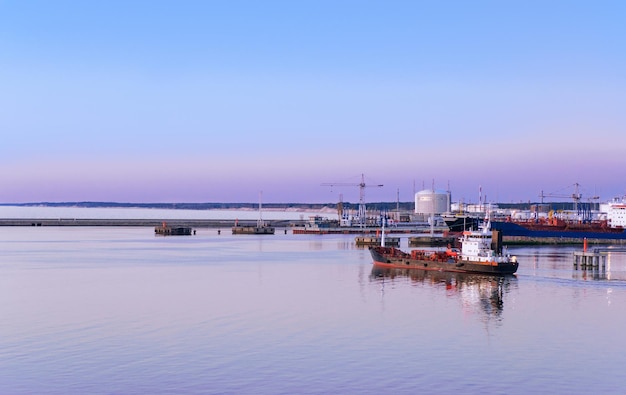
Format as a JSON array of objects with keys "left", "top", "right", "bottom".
[
  {"left": 573, "top": 251, "right": 606, "bottom": 270},
  {"left": 232, "top": 225, "right": 275, "bottom": 235},
  {"left": 231, "top": 217, "right": 275, "bottom": 235},
  {"left": 573, "top": 238, "right": 606, "bottom": 270},
  {"left": 155, "top": 222, "right": 194, "bottom": 236},
  {"left": 408, "top": 235, "right": 457, "bottom": 247},
  {"left": 292, "top": 226, "right": 447, "bottom": 235},
  {"left": 355, "top": 236, "right": 400, "bottom": 247}
]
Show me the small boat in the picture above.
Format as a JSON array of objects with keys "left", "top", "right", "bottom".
[{"left": 369, "top": 219, "right": 518, "bottom": 275}]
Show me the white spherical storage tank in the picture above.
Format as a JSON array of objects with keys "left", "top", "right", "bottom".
[{"left": 415, "top": 189, "right": 450, "bottom": 214}]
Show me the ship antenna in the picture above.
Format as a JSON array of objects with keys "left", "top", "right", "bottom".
[{"left": 381, "top": 213, "right": 386, "bottom": 247}]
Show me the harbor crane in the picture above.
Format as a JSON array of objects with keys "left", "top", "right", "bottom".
[
  {"left": 321, "top": 173, "right": 383, "bottom": 227},
  {"left": 539, "top": 183, "right": 599, "bottom": 219}
]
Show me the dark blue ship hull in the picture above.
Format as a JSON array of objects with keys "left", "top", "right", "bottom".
[{"left": 491, "top": 221, "right": 626, "bottom": 240}]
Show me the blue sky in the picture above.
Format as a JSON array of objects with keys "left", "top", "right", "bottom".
[{"left": 1, "top": 1, "right": 625, "bottom": 204}]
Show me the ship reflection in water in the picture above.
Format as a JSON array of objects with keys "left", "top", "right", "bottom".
[{"left": 370, "top": 266, "right": 518, "bottom": 322}]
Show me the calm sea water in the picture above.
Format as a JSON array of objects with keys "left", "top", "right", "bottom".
[{"left": 1, "top": 224, "right": 626, "bottom": 394}]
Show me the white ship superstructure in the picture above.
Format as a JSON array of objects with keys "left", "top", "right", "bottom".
[
  {"left": 459, "top": 220, "right": 515, "bottom": 264},
  {"left": 603, "top": 197, "right": 626, "bottom": 228}
]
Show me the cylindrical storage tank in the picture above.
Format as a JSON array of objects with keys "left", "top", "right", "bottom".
[{"left": 415, "top": 189, "right": 450, "bottom": 214}]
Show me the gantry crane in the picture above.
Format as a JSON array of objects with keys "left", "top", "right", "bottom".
[
  {"left": 321, "top": 173, "right": 383, "bottom": 227},
  {"left": 539, "top": 183, "right": 599, "bottom": 220}
]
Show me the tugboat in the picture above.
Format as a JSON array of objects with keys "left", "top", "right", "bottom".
[{"left": 369, "top": 219, "right": 518, "bottom": 275}]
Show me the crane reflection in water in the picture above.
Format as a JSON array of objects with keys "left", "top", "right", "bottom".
[{"left": 370, "top": 267, "right": 518, "bottom": 323}]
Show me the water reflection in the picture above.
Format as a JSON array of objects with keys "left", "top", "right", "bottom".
[
  {"left": 573, "top": 267, "right": 607, "bottom": 281},
  {"left": 370, "top": 266, "right": 517, "bottom": 323}
]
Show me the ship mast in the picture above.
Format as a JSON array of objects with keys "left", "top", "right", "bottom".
[{"left": 258, "top": 191, "right": 263, "bottom": 227}]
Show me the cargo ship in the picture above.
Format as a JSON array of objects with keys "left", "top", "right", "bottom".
[
  {"left": 491, "top": 197, "right": 626, "bottom": 241},
  {"left": 441, "top": 213, "right": 481, "bottom": 232},
  {"left": 490, "top": 219, "right": 626, "bottom": 240},
  {"left": 369, "top": 220, "right": 518, "bottom": 275}
]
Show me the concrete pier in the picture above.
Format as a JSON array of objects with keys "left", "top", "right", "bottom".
[
  {"left": 573, "top": 238, "right": 607, "bottom": 270},
  {"left": 573, "top": 251, "right": 607, "bottom": 270}
]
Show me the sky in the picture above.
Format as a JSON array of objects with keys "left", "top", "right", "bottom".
[{"left": 1, "top": 1, "right": 625, "bottom": 205}]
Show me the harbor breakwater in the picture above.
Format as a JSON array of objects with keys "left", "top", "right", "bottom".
[{"left": 0, "top": 218, "right": 301, "bottom": 228}]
